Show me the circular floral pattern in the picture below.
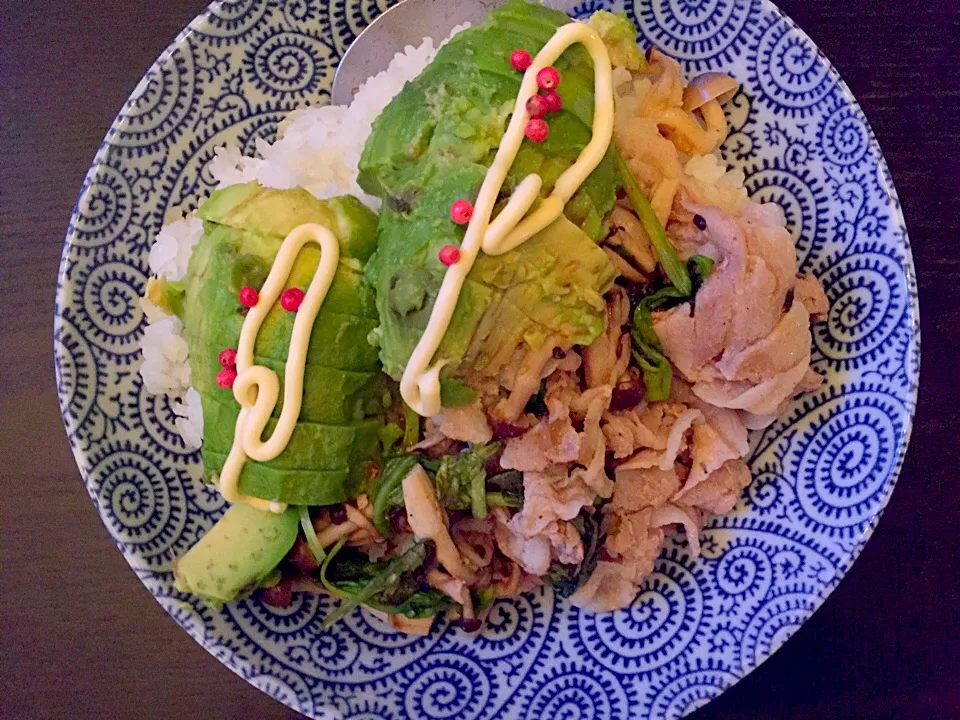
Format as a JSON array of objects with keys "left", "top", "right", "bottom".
[
  {"left": 790, "top": 386, "right": 903, "bottom": 538},
  {"left": 646, "top": 662, "right": 740, "bottom": 720},
  {"left": 53, "top": 1, "right": 918, "bottom": 718},
  {"left": 572, "top": 556, "right": 708, "bottom": 676},
  {"left": 191, "top": 0, "right": 274, "bottom": 45},
  {"left": 814, "top": 242, "right": 908, "bottom": 370},
  {"left": 70, "top": 165, "right": 136, "bottom": 250},
  {"left": 820, "top": 104, "right": 871, "bottom": 170},
  {"left": 402, "top": 653, "right": 492, "bottom": 720},
  {"left": 739, "top": 589, "right": 819, "bottom": 669},
  {"left": 75, "top": 260, "right": 147, "bottom": 359},
  {"left": 522, "top": 663, "right": 630, "bottom": 720},
  {"left": 466, "top": 593, "right": 548, "bottom": 660},
  {"left": 54, "top": 315, "right": 98, "bottom": 432},
  {"left": 90, "top": 444, "right": 186, "bottom": 565},
  {"left": 245, "top": 28, "right": 336, "bottom": 99},
  {"left": 112, "top": 43, "right": 197, "bottom": 154},
  {"left": 634, "top": 0, "right": 755, "bottom": 69},
  {"left": 743, "top": 159, "right": 829, "bottom": 270},
  {"left": 751, "top": 14, "right": 838, "bottom": 117}
]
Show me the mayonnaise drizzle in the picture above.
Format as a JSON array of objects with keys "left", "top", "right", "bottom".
[
  {"left": 217, "top": 223, "right": 340, "bottom": 512},
  {"left": 400, "top": 21, "right": 615, "bottom": 417}
]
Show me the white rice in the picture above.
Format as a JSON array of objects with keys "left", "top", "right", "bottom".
[
  {"left": 148, "top": 214, "right": 203, "bottom": 282},
  {"left": 139, "top": 27, "right": 469, "bottom": 448}
]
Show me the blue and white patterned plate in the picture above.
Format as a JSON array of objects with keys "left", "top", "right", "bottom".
[{"left": 54, "top": 1, "right": 920, "bottom": 718}]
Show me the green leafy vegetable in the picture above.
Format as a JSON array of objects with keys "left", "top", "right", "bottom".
[
  {"left": 473, "top": 586, "right": 498, "bottom": 615},
  {"left": 320, "top": 540, "right": 429, "bottom": 628},
  {"left": 439, "top": 378, "right": 477, "bottom": 408},
  {"left": 614, "top": 148, "right": 691, "bottom": 295},
  {"left": 688, "top": 254, "right": 715, "bottom": 282},
  {"left": 299, "top": 506, "right": 326, "bottom": 565},
  {"left": 485, "top": 492, "right": 523, "bottom": 508},
  {"left": 371, "top": 454, "right": 423, "bottom": 536},
  {"left": 434, "top": 443, "right": 500, "bottom": 518},
  {"left": 379, "top": 422, "right": 404, "bottom": 454},
  {"left": 625, "top": 245, "right": 716, "bottom": 402},
  {"left": 548, "top": 513, "right": 601, "bottom": 598},
  {"left": 632, "top": 303, "right": 673, "bottom": 402}
]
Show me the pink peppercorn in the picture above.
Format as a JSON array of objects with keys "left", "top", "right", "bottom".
[
  {"left": 525, "top": 95, "right": 547, "bottom": 119},
  {"left": 449, "top": 199, "right": 474, "bottom": 225},
  {"left": 525, "top": 118, "right": 549, "bottom": 143},
  {"left": 217, "top": 366, "right": 237, "bottom": 389},
  {"left": 218, "top": 348, "right": 237, "bottom": 368},
  {"left": 542, "top": 91, "right": 563, "bottom": 113},
  {"left": 536, "top": 66, "right": 560, "bottom": 91},
  {"left": 280, "top": 288, "right": 305, "bottom": 312},
  {"left": 510, "top": 49, "right": 532, "bottom": 72},
  {"left": 438, "top": 245, "right": 461, "bottom": 266},
  {"left": 238, "top": 286, "right": 259, "bottom": 308}
]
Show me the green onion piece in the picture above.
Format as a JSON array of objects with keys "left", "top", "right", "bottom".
[
  {"left": 640, "top": 285, "right": 689, "bottom": 312},
  {"left": 471, "top": 469, "right": 488, "bottom": 520},
  {"left": 485, "top": 491, "right": 523, "bottom": 508},
  {"left": 402, "top": 402, "right": 420, "bottom": 450},
  {"left": 614, "top": 148, "right": 691, "bottom": 295},
  {"left": 319, "top": 537, "right": 350, "bottom": 600},
  {"left": 299, "top": 506, "right": 326, "bottom": 565},
  {"left": 632, "top": 303, "right": 673, "bottom": 401}
]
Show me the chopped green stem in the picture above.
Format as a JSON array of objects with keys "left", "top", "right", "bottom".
[
  {"left": 471, "top": 468, "right": 488, "bottom": 519},
  {"left": 299, "top": 506, "right": 326, "bottom": 565},
  {"left": 402, "top": 402, "right": 420, "bottom": 449},
  {"left": 319, "top": 537, "right": 350, "bottom": 601},
  {"left": 614, "top": 148, "right": 691, "bottom": 295},
  {"left": 485, "top": 491, "right": 522, "bottom": 508}
]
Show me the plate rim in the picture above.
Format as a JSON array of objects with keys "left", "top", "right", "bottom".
[{"left": 53, "top": 0, "right": 922, "bottom": 717}]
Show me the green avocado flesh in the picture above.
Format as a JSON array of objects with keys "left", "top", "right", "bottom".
[
  {"left": 177, "top": 182, "right": 387, "bottom": 505},
  {"left": 201, "top": 400, "right": 382, "bottom": 471},
  {"left": 359, "top": 0, "right": 617, "bottom": 380},
  {"left": 174, "top": 503, "right": 299, "bottom": 605}
]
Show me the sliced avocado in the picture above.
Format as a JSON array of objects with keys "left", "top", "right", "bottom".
[
  {"left": 173, "top": 185, "right": 387, "bottom": 513},
  {"left": 192, "top": 351, "right": 388, "bottom": 424},
  {"left": 203, "top": 449, "right": 359, "bottom": 506},
  {"left": 201, "top": 399, "right": 381, "bottom": 471},
  {"left": 198, "top": 183, "right": 378, "bottom": 262},
  {"left": 187, "top": 304, "right": 381, "bottom": 374},
  {"left": 191, "top": 226, "right": 378, "bottom": 319},
  {"left": 173, "top": 503, "right": 299, "bottom": 605},
  {"left": 358, "top": 0, "right": 619, "bottom": 384}
]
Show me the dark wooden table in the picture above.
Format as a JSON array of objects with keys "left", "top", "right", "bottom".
[{"left": 2, "top": 1, "right": 958, "bottom": 718}]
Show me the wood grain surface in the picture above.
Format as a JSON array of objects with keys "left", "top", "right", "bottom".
[{"left": 1, "top": 1, "right": 958, "bottom": 718}]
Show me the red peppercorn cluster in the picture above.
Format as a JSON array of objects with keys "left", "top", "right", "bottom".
[
  {"left": 509, "top": 52, "right": 565, "bottom": 145},
  {"left": 217, "top": 347, "right": 238, "bottom": 389}
]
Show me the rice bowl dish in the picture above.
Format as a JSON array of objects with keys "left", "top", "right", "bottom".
[{"left": 55, "top": 1, "right": 919, "bottom": 717}]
